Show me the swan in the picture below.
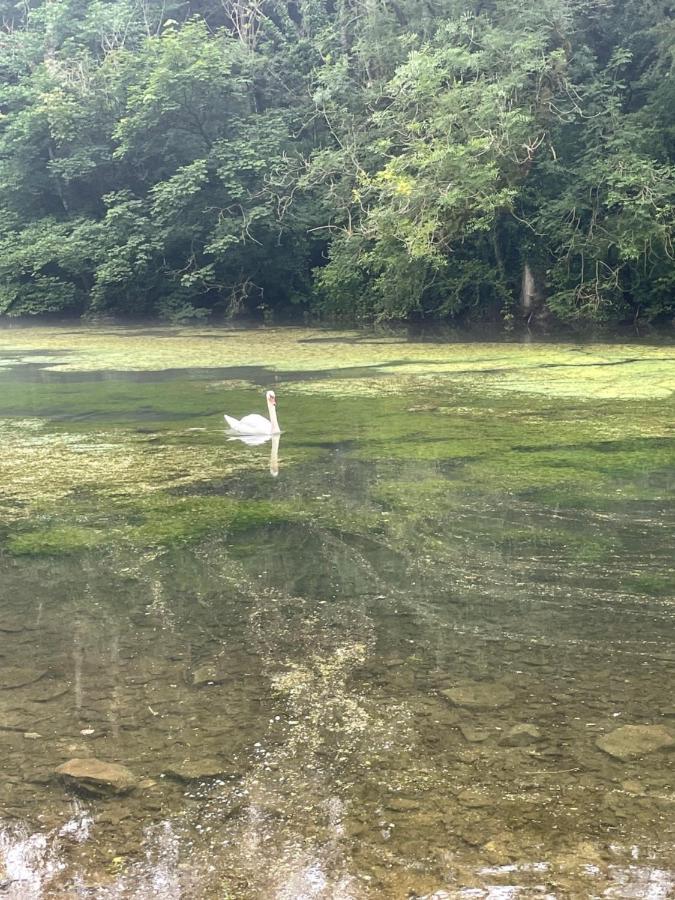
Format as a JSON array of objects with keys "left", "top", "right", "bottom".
[{"left": 224, "top": 390, "right": 280, "bottom": 436}]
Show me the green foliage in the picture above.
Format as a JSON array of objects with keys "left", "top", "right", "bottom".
[{"left": 0, "top": 0, "right": 672, "bottom": 326}]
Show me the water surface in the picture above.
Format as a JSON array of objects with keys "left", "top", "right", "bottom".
[{"left": 0, "top": 326, "right": 673, "bottom": 898}]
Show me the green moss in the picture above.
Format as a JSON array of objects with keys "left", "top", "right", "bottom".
[
  {"left": 124, "top": 495, "right": 297, "bottom": 548},
  {"left": 623, "top": 572, "right": 675, "bottom": 595},
  {"left": 7, "top": 524, "right": 105, "bottom": 555},
  {"left": 5, "top": 495, "right": 299, "bottom": 556}
]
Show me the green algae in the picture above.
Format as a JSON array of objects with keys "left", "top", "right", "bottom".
[
  {"left": 7, "top": 523, "right": 106, "bottom": 555},
  {"left": 1, "top": 325, "right": 674, "bottom": 399},
  {"left": 0, "top": 325, "right": 673, "bottom": 554},
  {"left": 0, "top": 325, "right": 673, "bottom": 562},
  {"left": 6, "top": 496, "right": 298, "bottom": 555},
  {"left": 124, "top": 495, "right": 298, "bottom": 548}
]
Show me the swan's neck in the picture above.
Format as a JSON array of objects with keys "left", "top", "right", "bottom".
[{"left": 267, "top": 399, "right": 280, "bottom": 433}]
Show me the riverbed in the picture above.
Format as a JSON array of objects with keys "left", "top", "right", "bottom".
[{"left": 0, "top": 326, "right": 673, "bottom": 898}]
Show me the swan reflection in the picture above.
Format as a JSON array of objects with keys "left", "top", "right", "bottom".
[{"left": 228, "top": 432, "right": 280, "bottom": 477}]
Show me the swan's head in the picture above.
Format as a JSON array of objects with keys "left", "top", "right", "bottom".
[{"left": 266, "top": 390, "right": 276, "bottom": 406}]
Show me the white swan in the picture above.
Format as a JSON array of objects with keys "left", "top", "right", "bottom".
[{"left": 224, "top": 390, "right": 281, "bottom": 436}]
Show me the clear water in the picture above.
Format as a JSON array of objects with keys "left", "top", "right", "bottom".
[{"left": 0, "top": 327, "right": 673, "bottom": 898}]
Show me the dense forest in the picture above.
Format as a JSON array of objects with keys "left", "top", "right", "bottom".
[{"left": 0, "top": 0, "right": 673, "bottom": 326}]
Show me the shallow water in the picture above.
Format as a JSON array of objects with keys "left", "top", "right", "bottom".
[{"left": 0, "top": 326, "right": 674, "bottom": 899}]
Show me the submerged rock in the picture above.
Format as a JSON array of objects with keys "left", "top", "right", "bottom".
[
  {"left": 55, "top": 758, "right": 137, "bottom": 796},
  {"left": 164, "top": 759, "right": 240, "bottom": 782},
  {"left": 0, "top": 667, "right": 47, "bottom": 690},
  {"left": 621, "top": 779, "right": 644, "bottom": 795},
  {"left": 457, "top": 788, "right": 491, "bottom": 809},
  {"left": 441, "top": 681, "right": 515, "bottom": 710},
  {"left": 192, "top": 665, "right": 226, "bottom": 687},
  {"left": 385, "top": 796, "right": 421, "bottom": 812},
  {"left": 596, "top": 725, "right": 674, "bottom": 761},
  {"left": 23, "top": 680, "right": 71, "bottom": 703},
  {"left": 499, "top": 724, "right": 543, "bottom": 747},
  {"left": 458, "top": 724, "right": 490, "bottom": 743}
]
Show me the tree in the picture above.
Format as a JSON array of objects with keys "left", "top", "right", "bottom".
[{"left": 0, "top": 0, "right": 672, "bottom": 325}]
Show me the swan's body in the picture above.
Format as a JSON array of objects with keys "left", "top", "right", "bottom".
[{"left": 224, "top": 390, "right": 280, "bottom": 436}]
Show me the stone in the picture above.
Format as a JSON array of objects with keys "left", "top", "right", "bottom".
[
  {"left": 455, "top": 823, "right": 489, "bottom": 846},
  {"left": 596, "top": 725, "right": 674, "bottom": 761},
  {"left": 25, "top": 768, "right": 52, "bottom": 785},
  {"left": 55, "top": 758, "right": 137, "bottom": 797},
  {"left": 499, "top": 724, "right": 543, "bottom": 747},
  {"left": 24, "top": 680, "right": 71, "bottom": 703},
  {"left": 0, "top": 619, "right": 29, "bottom": 633},
  {"left": 164, "top": 759, "right": 239, "bottom": 782},
  {"left": 0, "top": 711, "right": 30, "bottom": 733},
  {"left": 0, "top": 667, "right": 47, "bottom": 690},
  {"left": 192, "top": 666, "right": 225, "bottom": 687},
  {"left": 385, "top": 796, "right": 421, "bottom": 812},
  {"left": 407, "top": 404, "right": 440, "bottom": 413},
  {"left": 441, "top": 681, "right": 515, "bottom": 710},
  {"left": 458, "top": 724, "right": 490, "bottom": 743},
  {"left": 620, "top": 779, "right": 643, "bottom": 795},
  {"left": 457, "top": 789, "right": 491, "bottom": 809},
  {"left": 554, "top": 841, "right": 606, "bottom": 874},
  {"left": 137, "top": 778, "right": 158, "bottom": 789},
  {"left": 482, "top": 839, "right": 512, "bottom": 866}
]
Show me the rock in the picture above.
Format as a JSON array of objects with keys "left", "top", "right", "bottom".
[
  {"left": 97, "top": 808, "right": 129, "bottom": 827},
  {"left": 457, "top": 788, "right": 491, "bottom": 809},
  {"left": 596, "top": 725, "right": 674, "bottom": 761},
  {"left": 384, "top": 796, "right": 421, "bottom": 812},
  {"left": 0, "top": 619, "right": 29, "bottom": 633},
  {"left": 0, "top": 711, "right": 31, "bottom": 733},
  {"left": 621, "top": 780, "right": 643, "bottom": 795},
  {"left": 499, "top": 724, "right": 543, "bottom": 747},
  {"left": 0, "top": 667, "right": 47, "bottom": 690},
  {"left": 137, "top": 778, "right": 158, "bottom": 789},
  {"left": 55, "top": 758, "right": 137, "bottom": 797},
  {"left": 455, "top": 823, "right": 489, "bottom": 846},
  {"left": 25, "top": 768, "right": 52, "bottom": 785},
  {"left": 482, "top": 838, "right": 512, "bottom": 866},
  {"left": 23, "top": 680, "right": 71, "bottom": 703},
  {"left": 164, "top": 759, "right": 239, "bottom": 782},
  {"left": 441, "top": 681, "right": 515, "bottom": 710},
  {"left": 459, "top": 724, "right": 490, "bottom": 743},
  {"left": 192, "top": 665, "right": 225, "bottom": 687},
  {"left": 554, "top": 841, "right": 606, "bottom": 874}
]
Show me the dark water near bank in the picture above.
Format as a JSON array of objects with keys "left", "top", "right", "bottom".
[{"left": 0, "top": 331, "right": 673, "bottom": 898}]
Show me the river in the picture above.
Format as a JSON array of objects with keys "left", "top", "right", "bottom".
[{"left": 0, "top": 326, "right": 673, "bottom": 898}]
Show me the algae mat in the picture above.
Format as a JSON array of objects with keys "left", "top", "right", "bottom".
[
  {"left": 0, "top": 325, "right": 673, "bottom": 899},
  {"left": 1, "top": 324, "right": 675, "bottom": 398}
]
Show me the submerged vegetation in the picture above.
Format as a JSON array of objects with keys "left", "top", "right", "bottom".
[
  {"left": 0, "top": 1, "right": 673, "bottom": 327},
  {"left": 1, "top": 327, "right": 673, "bottom": 561}
]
